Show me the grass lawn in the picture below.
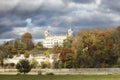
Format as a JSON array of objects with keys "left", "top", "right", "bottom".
[{"left": 0, "top": 75, "right": 120, "bottom": 80}]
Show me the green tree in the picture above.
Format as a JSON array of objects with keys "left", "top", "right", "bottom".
[
  {"left": 64, "top": 53, "right": 74, "bottom": 68},
  {"left": 36, "top": 42, "right": 43, "bottom": 49},
  {"left": 0, "top": 50, "right": 7, "bottom": 67},
  {"left": 63, "top": 37, "right": 73, "bottom": 48},
  {"left": 16, "top": 59, "right": 31, "bottom": 74},
  {"left": 17, "top": 42, "right": 26, "bottom": 54}
]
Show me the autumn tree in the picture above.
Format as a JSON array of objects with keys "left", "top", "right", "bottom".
[
  {"left": 52, "top": 45, "right": 62, "bottom": 54},
  {"left": 59, "top": 48, "right": 72, "bottom": 68},
  {"left": 72, "top": 29, "right": 118, "bottom": 68},
  {"left": 24, "top": 51, "right": 30, "bottom": 58},
  {"left": 17, "top": 42, "right": 26, "bottom": 54},
  {"left": 60, "top": 48, "right": 72, "bottom": 62},
  {"left": 4, "top": 45, "right": 17, "bottom": 58},
  {"left": 112, "top": 26, "right": 120, "bottom": 54},
  {"left": 21, "top": 32, "right": 34, "bottom": 51}
]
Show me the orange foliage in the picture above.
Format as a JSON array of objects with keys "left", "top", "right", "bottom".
[
  {"left": 116, "top": 26, "right": 120, "bottom": 31},
  {"left": 59, "top": 48, "right": 72, "bottom": 61}
]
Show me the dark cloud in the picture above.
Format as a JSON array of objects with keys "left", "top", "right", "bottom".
[
  {"left": 0, "top": 25, "right": 12, "bottom": 34},
  {"left": 101, "top": 0, "right": 120, "bottom": 13},
  {"left": 0, "top": 0, "right": 120, "bottom": 40}
]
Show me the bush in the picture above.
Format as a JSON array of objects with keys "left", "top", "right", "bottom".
[
  {"left": 41, "top": 61, "right": 50, "bottom": 68},
  {"left": 41, "top": 62, "right": 47, "bottom": 68},
  {"left": 30, "top": 58, "right": 38, "bottom": 68},
  {"left": 38, "top": 71, "right": 42, "bottom": 75},
  {"left": 46, "top": 72, "right": 54, "bottom": 75}
]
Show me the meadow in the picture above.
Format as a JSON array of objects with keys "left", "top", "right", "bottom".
[{"left": 0, "top": 75, "right": 120, "bottom": 80}]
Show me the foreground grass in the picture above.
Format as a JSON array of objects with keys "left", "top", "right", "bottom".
[{"left": 0, "top": 75, "right": 120, "bottom": 80}]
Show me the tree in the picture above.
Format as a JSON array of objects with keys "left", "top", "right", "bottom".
[
  {"left": 52, "top": 45, "right": 62, "bottom": 54},
  {"left": 0, "top": 45, "right": 9, "bottom": 68},
  {"left": 72, "top": 28, "right": 118, "bottom": 68},
  {"left": 4, "top": 45, "right": 17, "bottom": 58},
  {"left": 59, "top": 48, "right": 73, "bottom": 68},
  {"left": 64, "top": 53, "right": 74, "bottom": 68},
  {"left": 0, "top": 49, "right": 8, "bottom": 67},
  {"left": 112, "top": 26, "right": 120, "bottom": 54},
  {"left": 16, "top": 59, "right": 31, "bottom": 74},
  {"left": 60, "top": 48, "right": 72, "bottom": 62},
  {"left": 63, "top": 37, "right": 73, "bottom": 48},
  {"left": 21, "top": 32, "right": 34, "bottom": 50},
  {"left": 17, "top": 42, "right": 26, "bottom": 54},
  {"left": 36, "top": 42, "right": 43, "bottom": 49},
  {"left": 24, "top": 51, "right": 30, "bottom": 58}
]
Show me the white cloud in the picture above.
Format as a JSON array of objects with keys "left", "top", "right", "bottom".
[
  {"left": 15, "top": 0, "right": 44, "bottom": 12},
  {"left": 96, "top": 0, "right": 101, "bottom": 6},
  {"left": 67, "top": 1, "right": 99, "bottom": 11},
  {"left": 0, "top": 0, "right": 19, "bottom": 11},
  {"left": 13, "top": 27, "right": 28, "bottom": 35}
]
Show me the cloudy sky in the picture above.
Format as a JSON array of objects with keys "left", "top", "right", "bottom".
[{"left": 0, "top": 0, "right": 120, "bottom": 40}]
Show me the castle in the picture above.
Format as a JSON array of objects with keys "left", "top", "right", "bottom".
[{"left": 43, "top": 28, "right": 73, "bottom": 48}]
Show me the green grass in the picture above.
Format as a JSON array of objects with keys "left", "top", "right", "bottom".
[{"left": 0, "top": 75, "right": 120, "bottom": 80}]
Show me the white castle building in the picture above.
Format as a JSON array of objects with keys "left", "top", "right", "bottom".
[{"left": 43, "top": 28, "right": 73, "bottom": 48}]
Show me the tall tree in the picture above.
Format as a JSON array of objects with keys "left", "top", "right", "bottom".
[{"left": 21, "top": 32, "right": 34, "bottom": 50}]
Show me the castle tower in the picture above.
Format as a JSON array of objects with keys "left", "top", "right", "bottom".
[
  {"left": 44, "top": 29, "right": 49, "bottom": 38},
  {"left": 68, "top": 28, "right": 73, "bottom": 37}
]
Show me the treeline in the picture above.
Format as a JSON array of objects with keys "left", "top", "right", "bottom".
[
  {"left": 60, "top": 26, "right": 120, "bottom": 68},
  {"left": 0, "top": 32, "right": 43, "bottom": 68},
  {"left": 0, "top": 26, "right": 120, "bottom": 69}
]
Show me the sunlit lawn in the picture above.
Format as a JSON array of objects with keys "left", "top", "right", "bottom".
[{"left": 0, "top": 74, "right": 120, "bottom": 80}]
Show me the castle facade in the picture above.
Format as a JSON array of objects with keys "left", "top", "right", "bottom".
[{"left": 43, "top": 28, "right": 73, "bottom": 48}]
